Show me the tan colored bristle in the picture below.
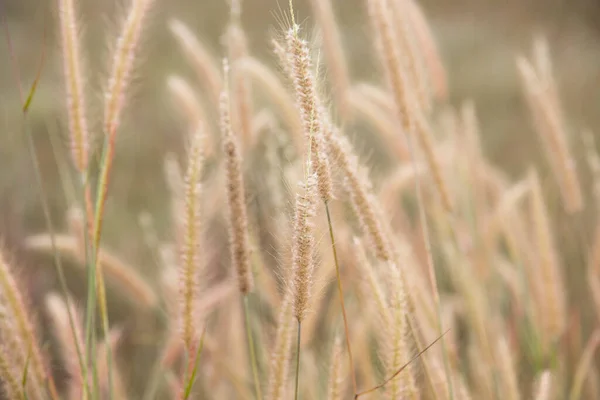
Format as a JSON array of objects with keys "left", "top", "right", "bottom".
[
  {"left": 104, "top": 0, "right": 153, "bottom": 136},
  {"left": 0, "top": 250, "right": 47, "bottom": 400},
  {"left": 179, "top": 125, "right": 205, "bottom": 353},
  {"left": 220, "top": 79, "right": 254, "bottom": 295},
  {"left": 286, "top": 25, "right": 333, "bottom": 202},
  {"left": 58, "top": 0, "right": 89, "bottom": 174},
  {"left": 291, "top": 172, "right": 318, "bottom": 322},
  {"left": 517, "top": 46, "right": 583, "bottom": 214},
  {"left": 327, "top": 334, "right": 345, "bottom": 400},
  {"left": 266, "top": 294, "right": 294, "bottom": 400},
  {"left": 0, "top": 347, "right": 22, "bottom": 400},
  {"left": 384, "top": 264, "right": 418, "bottom": 400},
  {"left": 528, "top": 171, "right": 566, "bottom": 350},
  {"left": 369, "top": 0, "right": 452, "bottom": 212},
  {"left": 326, "top": 127, "right": 392, "bottom": 261},
  {"left": 272, "top": 38, "right": 293, "bottom": 80}
]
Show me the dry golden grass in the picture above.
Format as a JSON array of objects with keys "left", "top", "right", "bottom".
[{"left": 2, "top": 0, "right": 600, "bottom": 399}]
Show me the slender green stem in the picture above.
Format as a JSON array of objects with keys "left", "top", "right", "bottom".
[
  {"left": 90, "top": 133, "right": 116, "bottom": 400},
  {"left": 23, "top": 119, "right": 91, "bottom": 399},
  {"left": 182, "top": 325, "right": 208, "bottom": 400},
  {"left": 324, "top": 202, "right": 357, "bottom": 395},
  {"left": 243, "top": 295, "right": 262, "bottom": 400},
  {"left": 294, "top": 320, "right": 301, "bottom": 400},
  {"left": 80, "top": 176, "right": 100, "bottom": 399}
]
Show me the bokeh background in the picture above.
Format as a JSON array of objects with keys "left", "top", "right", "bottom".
[
  {"left": 2, "top": 0, "right": 600, "bottom": 236},
  {"left": 1, "top": 0, "right": 600, "bottom": 395}
]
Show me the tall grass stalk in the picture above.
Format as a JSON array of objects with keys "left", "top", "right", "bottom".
[
  {"left": 324, "top": 202, "right": 357, "bottom": 394},
  {"left": 294, "top": 320, "right": 301, "bottom": 400},
  {"left": 7, "top": 21, "right": 88, "bottom": 395},
  {"left": 89, "top": 140, "right": 115, "bottom": 399},
  {"left": 243, "top": 295, "right": 263, "bottom": 400},
  {"left": 367, "top": 1, "right": 457, "bottom": 389}
]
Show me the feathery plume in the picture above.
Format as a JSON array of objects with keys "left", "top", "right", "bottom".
[
  {"left": 528, "top": 171, "right": 566, "bottom": 351},
  {"left": 326, "top": 126, "right": 392, "bottom": 261},
  {"left": 220, "top": 65, "right": 254, "bottom": 295},
  {"left": 517, "top": 40, "right": 583, "bottom": 214},
  {"left": 104, "top": 0, "right": 153, "bottom": 135},
  {"left": 368, "top": 0, "right": 452, "bottom": 212},
  {"left": 179, "top": 125, "right": 205, "bottom": 353},
  {"left": 0, "top": 343, "right": 22, "bottom": 400},
  {"left": 58, "top": 0, "right": 89, "bottom": 173},
  {"left": 286, "top": 25, "right": 333, "bottom": 202},
  {"left": 0, "top": 250, "right": 47, "bottom": 400},
  {"left": 327, "top": 334, "right": 345, "bottom": 400},
  {"left": 266, "top": 295, "right": 295, "bottom": 400},
  {"left": 291, "top": 172, "right": 318, "bottom": 322}
]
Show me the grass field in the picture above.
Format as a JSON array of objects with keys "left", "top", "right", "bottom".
[{"left": 1, "top": 0, "right": 600, "bottom": 398}]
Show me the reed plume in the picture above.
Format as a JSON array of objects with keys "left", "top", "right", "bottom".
[
  {"left": 528, "top": 170, "right": 566, "bottom": 350},
  {"left": 0, "top": 249, "right": 48, "bottom": 400},
  {"left": 326, "top": 125, "right": 392, "bottom": 262},
  {"left": 327, "top": 334, "right": 345, "bottom": 400},
  {"left": 220, "top": 70, "right": 254, "bottom": 295},
  {"left": 58, "top": 0, "right": 89, "bottom": 174},
  {"left": 179, "top": 125, "right": 205, "bottom": 354},
  {"left": 290, "top": 172, "right": 318, "bottom": 323},
  {"left": 368, "top": 0, "right": 452, "bottom": 212},
  {"left": 517, "top": 40, "right": 583, "bottom": 214},
  {"left": 286, "top": 24, "right": 333, "bottom": 202},
  {"left": 266, "top": 295, "right": 295, "bottom": 400}
]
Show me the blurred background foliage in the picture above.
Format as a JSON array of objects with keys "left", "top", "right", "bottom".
[{"left": 1, "top": 0, "right": 600, "bottom": 392}]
